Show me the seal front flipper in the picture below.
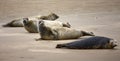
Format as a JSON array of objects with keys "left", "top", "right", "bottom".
[
  {"left": 81, "top": 31, "right": 95, "bottom": 36},
  {"left": 35, "top": 38, "right": 42, "bottom": 41}
]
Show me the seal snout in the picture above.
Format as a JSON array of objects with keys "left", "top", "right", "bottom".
[
  {"left": 23, "top": 18, "right": 29, "bottom": 24},
  {"left": 109, "top": 39, "right": 118, "bottom": 48}
]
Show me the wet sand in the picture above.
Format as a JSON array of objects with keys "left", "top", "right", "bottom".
[{"left": 0, "top": 0, "right": 120, "bottom": 61}]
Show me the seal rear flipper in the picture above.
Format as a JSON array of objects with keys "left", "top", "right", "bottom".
[
  {"left": 2, "top": 24, "right": 10, "bottom": 27},
  {"left": 2, "top": 21, "right": 15, "bottom": 27},
  {"left": 2, "top": 22, "right": 14, "bottom": 27},
  {"left": 56, "top": 44, "right": 66, "bottom": 48}
]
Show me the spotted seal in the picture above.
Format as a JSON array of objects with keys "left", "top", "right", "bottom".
[
  {"left": 23, "top": 18, "right": 39, "bottom": 33},
  {"left": 38, "top": 13, "right": 59, "bottom": 20},
  {"left": 2, "top": 13, "right": 59, "bottom": 27},
  {"left": 23, "top": 19, "right": 71, "bottom": 33},
  {"left": 38, "top": 21, "right": 94, "bottom": 40},
  {"left": 56, "top": 36, "right": 117, "bottom": 49}
]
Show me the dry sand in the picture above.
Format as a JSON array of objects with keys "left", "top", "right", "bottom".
[{"left": 0, "top": 0, "right": 120, "bottom": 61}]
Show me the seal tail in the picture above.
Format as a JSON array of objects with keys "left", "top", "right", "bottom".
[
  {"left": 2, "top": 24, "right": 9, "bottom": 27},
  {"left": 2, "top": 21, "right": 15, "bottom": 27},
  {"left": 56, "top": 44, "right": 66, "bottom": 48}
]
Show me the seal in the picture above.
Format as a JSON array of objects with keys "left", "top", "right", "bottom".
[
  {"left": 23, "top": 18, "right": 39, "bottom": 33},
  {"left": 38, "top": 21, "right": 94, "bottom": 40},
  {"left": 23, "top": 19, "right": 71, "bottom": 33},
  {"left": 39, "top": 20, "right": 71, "bottom": 28},
  {"left": 38, "top": 13, "right": 59, "bottom": 20},
  {"left": 2, "top": 13, "right": 59, "bottom": 27},
  {"left": 56, "top": 36, "right": 117, "bottom": 49}
]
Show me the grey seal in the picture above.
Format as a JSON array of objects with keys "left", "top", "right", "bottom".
[
  {"left": 56, "top": 36, "right": 117, "bottom": 49},
  {"left": 23, "top": 19, "right": 71, "bottom": 33},
  {"left": 2, "top": 13, "right": 59, "bottom": 27},
  {"left": 23, "top": 18, "right": 39, "bottom": 33},
  {"left": 38, "top": 13, "right": 59, "bottom": 20},
  {"left": 38, "top": 21, "right": 94, "bottom": 40}
]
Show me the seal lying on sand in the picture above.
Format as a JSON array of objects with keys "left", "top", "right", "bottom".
[
  {"left": 56, "top": 36, "right": 117, "bottom": 49},
  {"left": 38, "top": 21, "right": 94, "bottom": 40},
  {"left": 39, "top": 20, "right": 71, "bottom": 28},
  {"left": 23, "top": 18, "right": 39, "bottom": 33},
  {"left": 38, "top": 13, "right": 59, "bottom": 20},
  {"left": 23, "top": 19, "right": 71, "bottom": 33},
  {"left": 2, "top": 13, "right": 59, "bottom": 27},
  {"left": 2, "top": 16, "right": 41, "bottom": 27}
]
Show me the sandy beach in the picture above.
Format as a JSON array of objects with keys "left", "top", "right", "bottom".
[{"left": 0, "top": 0, "right": 120, "bottom": 61}]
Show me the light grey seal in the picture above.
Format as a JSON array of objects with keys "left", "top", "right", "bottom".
[
  {"left": 23, "top": 18, "right": 39, "bottom": 33},
  {"left": 23, "top": 19, "right": 71, "bottom": 33},
  {"left": 38, "top": 13, "right": 59, "bottom": 20},
  {"left": 2, "top": 13, "right": 59, "bottom": 27},
  {"left": 38, "top": 21, "right": 94, "bottom": 40}
]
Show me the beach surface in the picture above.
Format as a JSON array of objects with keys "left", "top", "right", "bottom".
[{"left": 0, "top": 0, "right": 120, "bottom": 61}]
